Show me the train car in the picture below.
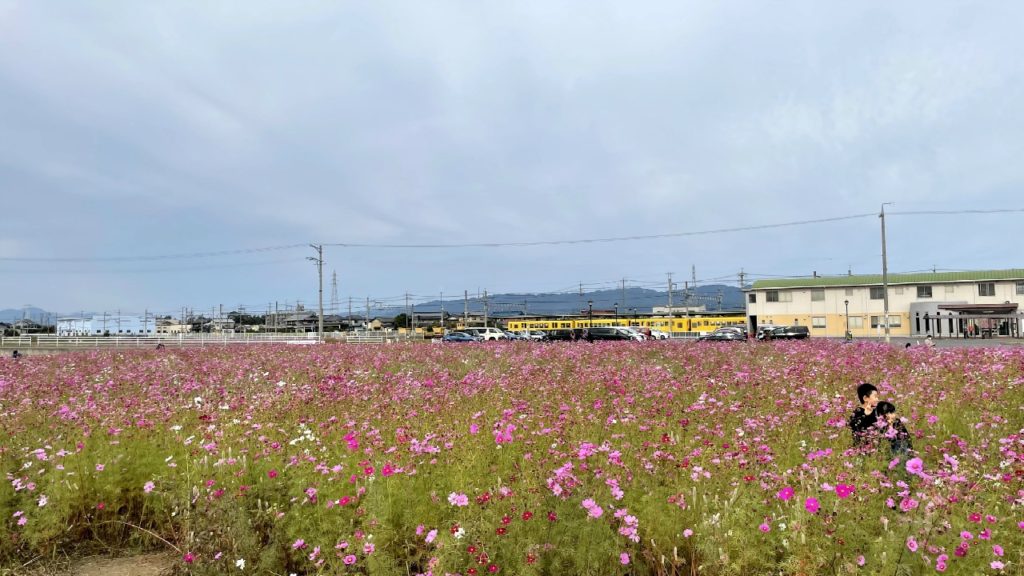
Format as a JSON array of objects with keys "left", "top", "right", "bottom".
[{"left": 506, "top": 314, "right": 746, "bottom": 337}]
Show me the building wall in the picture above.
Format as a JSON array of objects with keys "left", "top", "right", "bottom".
[
  {"left": 747, "top": 280, "right": 1024, "bottom": 338},
  {"left": 58, "top": 316, "right": 154, "bottom": 336}
]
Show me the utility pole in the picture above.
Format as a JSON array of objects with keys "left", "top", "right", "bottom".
[
  {"left": 365, "top": 297, "right": 370, "bottom": 327},
  {"left": 464, "top": 290, "right": 469, "bottom": 328},
  {"left": 880, "top": 203, "right": 893, "bottom": 343},
  {"left": 621, "top": 278, "right": 627, "bottom": 313},
  {"left": 307, "top": 244, "right": 324, "bottom": 342},
  {"left": 440, "top": 290, "right": 445, "bottom": 333},
  {"left": 330, "top": 271, "right": 338, "bottom": 315},
  {"left": 483, "top": 290, "right": 489, "bottom": 327},
  {"left": 405, "top": 293, "right": 410, "bottom": 331},
  {"left": 667, "top": 272, "right": 674, "bottom": 326}
]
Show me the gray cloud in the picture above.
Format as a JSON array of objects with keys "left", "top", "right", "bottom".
[{"left": 1, "top": 1, "right": 1022, "bottom": 312}]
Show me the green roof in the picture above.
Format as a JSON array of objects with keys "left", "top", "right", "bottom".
[{"left": 750, "top": 269, "right": 1024, "bottom": 290}]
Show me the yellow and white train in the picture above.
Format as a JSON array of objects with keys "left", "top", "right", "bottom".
[{"left": 505, "top": 314, "right": 746, "bottom": 336}]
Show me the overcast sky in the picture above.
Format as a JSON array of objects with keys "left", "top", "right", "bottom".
[{"left": 1, "top": 1, "right": 1022, "bottom": 315}]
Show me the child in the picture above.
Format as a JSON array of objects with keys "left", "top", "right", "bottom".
[
  {"left": 849, "top": 383, "right": 879, "bottom": 448},
  {"left": 874, "top": 401, "right": 913, "bottom": 457}
]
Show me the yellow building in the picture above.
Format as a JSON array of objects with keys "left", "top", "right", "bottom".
[{"left": 746, "top": 269, "right": 1024, "bottom": 338}]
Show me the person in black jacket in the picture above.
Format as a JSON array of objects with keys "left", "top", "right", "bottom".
[
  {"left": 874, "top": 401, "right": 913, "bottom": 457},
  {"left": 849, "top": 382, "right": 879, "bottom": 447}
]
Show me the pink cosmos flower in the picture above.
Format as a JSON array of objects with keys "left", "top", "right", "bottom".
[
  {"left": 804, "top": 498, "right": 820, "bottom": 514},
  {"left": 292, "top": 539, "right": 306, "bottom": 550},
  {"left": 907, "top": 537, "right": 918, "bottom": 552},
  {"left": 993, "top": 544, "right": 1003, "bottom": 557},
  {"left": 777, "top": 486, "right": 794, "bottom": 501},
  {"left": 905, "top": 457, "right": 923, "bottom": 476},
  {"left": 856, "top": 555, "right": 865, "bottom": 566},
  {"left": 343, "top": 554, "right": 357, "bottom": 565},
  {"left": 95, "top": 464, "right": 105, "bottom": 472},
  {"left": 683, "top": 529, "right": 693, "bottom": 538},
  {"left": 759, "top": 522, "right": 770, "bottom": 533},
  {"left": 991, "top": 561, "right": 1005, "bottom": 570},
  {"left": 448, "top": 492, "right": 469, "bottom": 506},
  {"left": 364, "top": 543, "right": 375, "bottom": 554},
  {"left": 143, "top": 481, "right": 155, "bottom": 493},
  {"left": 835, "top": 484, "right": 855, "bottom": 499},
  {"left": 620, "top": 552, "right": 630, "bottom": 565},
  {"left": 425, "top": 529, "right": 437, "bottom": 544},
  {"left": 183, "top": 552, "right": 195, "bottom": 564}
]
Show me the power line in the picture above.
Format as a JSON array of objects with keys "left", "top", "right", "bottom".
[
  {"left": 322, "top": 213, "right": 877, "bottom": 249},
  {"left": 0, "top": 244, "right": 308, "bottom": 263}
]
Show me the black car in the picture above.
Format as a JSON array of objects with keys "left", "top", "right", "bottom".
[
  {"left": 767, "top": 326, "right": 810, "bottom": 340},
  {"left": 546, "top": 329, "right": 585, "bottom": 341}
]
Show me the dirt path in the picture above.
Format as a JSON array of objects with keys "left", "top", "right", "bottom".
[{"left": 69, "top": 553, "right": 175, "bottom": 576}]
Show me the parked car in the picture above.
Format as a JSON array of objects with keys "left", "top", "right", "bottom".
[
  {"left": 585, "top": 327, "right": 644, "bottom": 342},
  {"left": 649, "top": 329, "right": 670, "bottom": 340},
  {"left": 461, "top": 327, "right": 507, "bottom": 341},
  {"left": 525, "top": 330, "right": 548, "bottom": 341},
  {"left": 545, "top": 329, "right": 579, "bottom": 341},
  {"left": 503, "top": 330, "right": 528, "bottom": 341},
  {"left": 755, "top": 324, "right": 783, "bottom": 340},
  {"left": 766, "top": 325, "right": 810, "bottom": 340},
  {"left": 698, "top": 327, "right": 747, "bottom": 342},
  {"left": 442, "top": 331, "right": 479, "bottom": 343}
]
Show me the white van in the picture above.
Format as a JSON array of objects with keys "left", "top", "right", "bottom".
[{"left": 462, "top": 327, "right": 507, "bottom": 341}]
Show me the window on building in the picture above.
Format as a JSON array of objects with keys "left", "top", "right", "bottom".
[
  {"left": 870, "top": 316, "right": 900, "bottom": 328},
  {"left": 767, "top": 290, "right": 779, "bottom": 302},
  {"left": 870, "top": 287, "right": 885, "bottom": 300},
  {"left": 917, "top": 286, "right": 932, "bottom": 298},
  {"left": 848, "top": 317, "right": 864, "bottom": 329},
  {"left": 811, "top": 289, "right": 825, "bottom": 302},
  {"left": 748, "top": 293, "right": 756, "bottom": 304},
  {"left": 812, "top": 316, "right": 826, "bottom": 328},
  {"left": 978, "top": 282, "right": 995, "bottom": 297},
  {"left": 1016, "top": 281, "right": 1024, "bottom": 295}
]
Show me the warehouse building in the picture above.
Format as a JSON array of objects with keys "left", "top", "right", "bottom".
[{"left": 745, "top": 269, "right": 1024, "bottom": 339}]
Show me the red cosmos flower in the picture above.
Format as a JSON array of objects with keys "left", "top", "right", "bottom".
[
  {"left": 501, "top": 515, "right": 511, "bottom": 525},
  {"left": 467, "top": 545, "right": 477, "bottom": 554},
  {"left": 450, "top": 523, "right": 461, "bottom": 534},
  {"left": 363, "top": 466, "right": 375, "bottom": 476},
  {"left": 496, "top": 527, "right": 507, "bottom": 536},
  {"left": 522, "top": 511, "right": 533, "bottom": 521},
  {"left": 488, "top": 564, "right": 499, "bottom": 573},
  {"left": 267, "top": 469, "right": 278, "bottom": 479},
  {"left": 467, "top": 569, "right": 478, "bottom": 575},
  {"left": 547, "top": 511, "right": 557, "bottom": 522}
]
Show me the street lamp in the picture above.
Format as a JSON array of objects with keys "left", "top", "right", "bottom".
[
  {"left": 588, "top": 300, "right": 593, "bottom": 327},
  {"left": 614, "top": 302, "right": 618, "bottom": 323},
  {"left": 630, "top": 307, "right": 636, "bottom": 319},
  {"left": 844, "top": 299, "right": 851, "bottom": 341}
]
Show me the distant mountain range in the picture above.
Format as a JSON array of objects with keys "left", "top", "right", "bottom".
[
  {"left": 2, "top": 285, "right": 745, "bottom": 323},
  {"left": 403, "top": 285, "right": 745, "bottom": 316}
]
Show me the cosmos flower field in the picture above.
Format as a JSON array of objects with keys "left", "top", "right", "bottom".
[{"left": 1, "top": 341, "right": 1022, "bottom": 575}]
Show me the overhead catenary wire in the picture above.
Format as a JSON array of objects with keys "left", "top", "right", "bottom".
[{"left": 4, "top": 208, "right": 1020, "bottom": 263}]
